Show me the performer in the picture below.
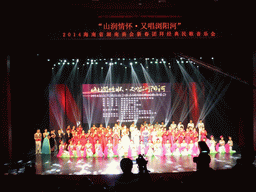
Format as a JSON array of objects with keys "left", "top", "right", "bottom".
[
  {"left": 145, "top": 139, "right": 154, "bottom": 157},
  {"left": 68, "top": 140, "right": 74, "bottom": 157},
  {"left": 200, "top": 127, "right": 207, "bottom": 141},
  {"left": 209, "top": 135, "right": 217, "bottom": 153},
  {"left": 57, "top": 141, "right": 67, "bottom": 158},
  {"left": 187, "top": 120, "right": 194, "bottom": 129},
  {"left": 76, "top": 141, "right": 82, "bottom": 157},
  {"left": 172, "top": 140, "right": 180, "bottom": 156},
  {"left": 121, "top": 128, "right": 130, "bottom": 152},
  {"left": 217, "top": 136, "right": 225, "bottom": 153},
  {"left": 164, "top": 139, "right": 172, "bottom": 156},
  {"left": 197, "top": 119, "right": 204, "bottom": 140},
  {"left": 142, "top": 127, "right": 150, "bottom": 145},
  {"left": 85, "top": 139, "right": 93, "bottom": 157},
  {"left": 130, "top": 122, "right": 136, "bottom": 140},
  {"left": 160, "top": 121, "right": 165, "bottom": 129},
  {"left": 49, "top": 130, "right": 56, "bottom": 152},
  {"left": 170, "top": 121, "right": 177, "bottom": 130},
  {"left": 77, "top": 124, "right": 83, "bottom": 135},
  {"left": 162, "top": 128, "right": 168, "bottom": 146},
  {"left": 42, "top": 129, "right": 51, "bottom": 154},
  {"left": 65, "top": 129, "right": 72, "bottom": 147},
  {"left": 117, "top": 139, "right": 125, "bottom": 157},
  {"left": 56, "top": 129, "right": 63, "bottom": 145},
  {"left": 106, "top": 139, "right": 115, "bottom": 157},
  {"left": 187, "top": 140, "right": 194, "bottom": 156},
  {"left": 130, "top": 140, "right": 138, "bottom": 157},
  {"left": 151, "top": 128, "right": 157, "bottom": 144},
  {"left": 133, "top": 127, "right": 140, "bottom": 147},
  {"left": 154, "top": 139, "right": 163, "bottom": 156},
  {"left": 138, "top": 140, "right": 146, "bottom": 155},
  {"left": 180, "top": 140, "right": 188, "bottom": 156},
  {"left": 94, "top": 140, "right": 104, "bottom": 157},
  {"left": 185, "top": 128, "right": 191, "bottom": 144},
  {"left": 228, "top": 136, "right": 236, "bottom": 153},
  {"left": 192, "top": 128, "right": 198, "bottom": 142},
  {"left": 113, "top": 129, "right": 120, "bottom": 148},
  {"left": 34, "top": 129, "right": 42, "bottom": 154},
  {"left": 177, "top": 121, "right": 184, "bottom": 130},
  {"left": 154, "top": 122, "right": 160, "bottom": 130}
]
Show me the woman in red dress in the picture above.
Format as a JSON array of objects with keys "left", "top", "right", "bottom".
[
  {"left": 162, "top": 128, "right": 168, "bottom": 146},
  {"left": 192, "top": 128, "right": 198, "bottom": 142},
  {"left": 200, "top": 127, "right": 207, "bottom": 141},
  {"left": 77, "top": 125, "right": 83, "bottom": 135},
  {"left": 113, "top": 129, "right": 119, "bottom": 148},
  {"left": 80, "top": 130, "right": 87, "bottom": 146},
  {"left": 185, "top": 128, "right": 191, "bottom": 144}
]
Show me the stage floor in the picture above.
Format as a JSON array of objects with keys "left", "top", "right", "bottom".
[{"left": 35, "top": 153, "right": 241, "bottom": 175}]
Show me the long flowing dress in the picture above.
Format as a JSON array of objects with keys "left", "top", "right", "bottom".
[{"left": 42, "top": 132, "right": 51, "bottom": 154}]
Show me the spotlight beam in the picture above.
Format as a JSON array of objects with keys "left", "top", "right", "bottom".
[{"left": 175, "top": 53, "right": 249, "bottom": 85}]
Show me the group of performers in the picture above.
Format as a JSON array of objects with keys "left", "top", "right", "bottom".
[{"left": 34, "top": 120, "right": 235, "bottom": 158}]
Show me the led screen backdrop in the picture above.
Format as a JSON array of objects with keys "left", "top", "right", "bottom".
[{"left": 82, "top": 83, "right": 171, "bottom": 125}]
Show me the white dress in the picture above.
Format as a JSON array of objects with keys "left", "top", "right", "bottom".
[
  {"left": 146, "top": 143, "right": 154, "bottom": 156},
  {"left": 164, "top": 144, "right": 172, "bottom": 156},
  {"left": 131, "top": 144, "right": 138, "bottom": 157},
  {"left": 107, "top": 143, "right": 114, "bottom": 157},
  {"left": 121, "top": 132, "right": 130, "bottom": 152},
  {"left": 173, "top": 144, "right": 180, "bottom": 156},
  {"left": 117, "top": 144, "right": 125, "bottom": 156},
  {"left": 209, "top": 140, "right": 216, "bottom": 153},
  {"left": 218, "top": 141, "right": 225, "bottom": 153},
  {"left": 86, "top": 144, "right": 93, "bottom": 156},
  {"left": 154, "top": 143, "right": 162, "bottom": 156},
  {"left": 151, "top": 131, "right": 157, "bottom": 143},
  {"left": 187, "top": 143, "right": 194, "bottom": 155},
  {"left": 139, "top": 144, "right": 146, "bottom": 155},
  {"left": 180, "top": 143, "right": 188, "bottom": 155},
  {"left": 133, "top": 130, "right": 140, "bottom": 147}
]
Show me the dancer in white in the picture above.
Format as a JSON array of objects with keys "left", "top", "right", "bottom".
[
  {"left": 133, "top": 127, "right": 140, "bottom": 147},
  {"left": 121, "top": 128, "right": 130, "bottom": 153}
]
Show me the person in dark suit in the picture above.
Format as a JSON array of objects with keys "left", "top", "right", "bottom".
[
  {"left": 65, "top": 129, "right": 73, "bottom": 147},
  {"left": 56, "top": 129, "right": 64, "bottom": 152}
]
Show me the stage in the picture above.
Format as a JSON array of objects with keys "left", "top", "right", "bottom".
[{"left": 35, "top": 153, "right": 240, "bottom": 176}]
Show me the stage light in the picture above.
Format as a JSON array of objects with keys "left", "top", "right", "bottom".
[
  {"left": 64, "top": 60, "right": 66, "bottom": 62},
  {"left": 77, "top": 67, "right": 79, "bottom": 69},
  {"left": 134, "top": 58, "right": 136, "bottom": 60},
  {"left": 58, "top": 63, "right": 60, "bottom": 65},
  {"left": 135, "top": 62, "right": 137, "bottom": 64},
  {"left": 105, "top": 62, "right": 108, "bottom": 64},
  {"left": 186, "top": 61, "right": 188, "bottom": 63},
  {"left": 111, "top": 58, "right": 113, "bottom": 60},
  {"left": 115, "top": 62, "right": 117, "bottom": 64},
  {"left": 150, "top": 61, "right": 153, "bottom": 64},
  {"left": 123, "top": 58, "right": 125, "bottom": 60},
  {"left": 120, "top": 63, "right": 122, "bottom": 65},
  {"left": 118, "top": 58, "right": 120, "bottom": 60},
  {"left": 146, "top": 66, "right": 148, "bottom": 68},
  {"left": 101, "top": 67, "right": 103, "bottom": 69},
  {"left": 83, "top": 64, "right": 85, "bottom": 66},
  {"left": 47, "top": 59, "right": 50, "bottom": 61},
  {"left": 211, "top": 57, "right": 214, "bottom": 59},
  {"left": 99, "top": 59, "right": 102, "bottom": 61},
  {"left": 181, "top": 61, "right": 184, "bottom": 64},
  {"left": 87, "top": 62, "right": 89, "bottom": 64},
  {"left": 96, "top": 62, "right": 98, "bottom": 64},
  {"left": 125, "top": 66, "right": 127, "bottom": 69},
  {"left": 77, "top": 59, "right": 79, "bottom": 62},
  {"left": 52, "top": 67, "right": 54, "bottom": 69},
  {"left": 130, "top": 62, "right": 132, "bottom": 65},
  {"left": 152, "top": 58, "right": 155, "bottom": 60},
  {"left": 72, "top": 62, "right": 75, "bottom": 65},
  {"left": 169, "top": 66, "right": 171, "bottom": 68},
  {"left": 200, "top": 57, "right": 202, "bottom": 59}
]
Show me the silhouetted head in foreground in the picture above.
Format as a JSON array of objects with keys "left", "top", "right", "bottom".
[{"left": 120, "top": 158, "right": 133, "bottom": 174}]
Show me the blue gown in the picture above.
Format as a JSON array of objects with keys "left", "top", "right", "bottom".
[{"left": 42, "top": 132, "right": 51, "bottom": 154}]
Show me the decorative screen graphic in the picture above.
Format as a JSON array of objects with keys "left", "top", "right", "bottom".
[{"left": 82, "top": 83, "right": 171, "bottom": 125}]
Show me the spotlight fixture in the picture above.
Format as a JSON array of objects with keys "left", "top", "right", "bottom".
[
  {"left": 123, "top": 58, "right": 125, "bottom": 60},
  {"left": 87, "top": 62, "right": 89, "bottom": 64},
  {"left": 211, "top": 57, "right": 214, "bottom": 60},
  {"left": 47, "top": 59, "right": 50, "bottom": 61},
  {"left": 58, "top": 63, "right": 60, "bottom": 65},
  {"left": 118, "top": 58, "right": 120, "bottom": 60},
  {"left": 77, "top": 59, "right": 79, "bottom": 62},
  {"left": 101, "top": 67, "right": 103, "bottom": 69},
  {"left": 125, "top": 66, "right": 127, "bottom": 69},
  {"left": 200, "top": 57, "right": 202, "bottom": 59}
]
